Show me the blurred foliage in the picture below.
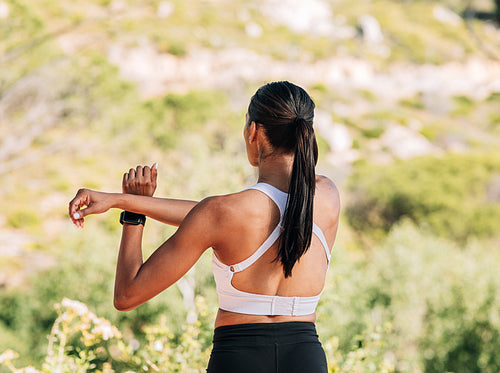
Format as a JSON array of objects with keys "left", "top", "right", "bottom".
[
  {"left": 3, "top": 222, "right": 500, "bottom": 372},
  {"left": 144, "top": 90, "right": 234, "bottom": 150},
  {"left": 0, "top": 226, "right": 189, "bottom": 367},
  {"left": 1, "top": 0, "right": 500, "bottom": 372},
  {"left": 345, "top": 152, "right": 500, "bottom": 242},
  {"left": 317, "top": 221, "right": 500, "bottom": 372},
  {"left": 0, "top": 297, "right": 213, "bottom": 373},
  {"left": 0, "top": 297, "right": 400, "bottom": 373}
]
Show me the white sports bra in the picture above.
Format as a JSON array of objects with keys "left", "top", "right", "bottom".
[{"left": 212, "top": 182, "right": 331, "bottom": 316}]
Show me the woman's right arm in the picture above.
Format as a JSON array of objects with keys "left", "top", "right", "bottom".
[
  {"left": 69, "top": 164, "right": 197, "bottom": 228},
  {"left": 69, "top": 190, "right": 197, "bottom": 228},
  {"left": 116, "top": 194, "right": 197, "bottom": 226}
]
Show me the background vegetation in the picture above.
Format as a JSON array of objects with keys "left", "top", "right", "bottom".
[{"left": 1, "top": 0, "right": 499, "bottom": 372}]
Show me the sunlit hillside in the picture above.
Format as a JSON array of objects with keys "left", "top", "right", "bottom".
[{"left": 1, "top": 0, "right": 500, "bottom": 372}]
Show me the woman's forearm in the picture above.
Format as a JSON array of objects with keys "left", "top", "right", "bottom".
[
  {"left": 114, "top": 224, "right": 144, "bottom": 311},
  {"left": 113, "top": 194, "right": 198, "bottom": 227}
]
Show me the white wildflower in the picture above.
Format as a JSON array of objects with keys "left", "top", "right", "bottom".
[
  {"left": 61, "top": 298, "right": 88, "bottom": 316},
  {"left": 92, "top": 320, "right": 118, "bottom": 340},
  {"left": 77, "top": 322, "right": 90, "bottom": 331},
  {"left": 87, "top": 311, "right": 99, "bottom": 323},
  {"left": 245, "top": 22, "right": 263, "bottom": 38},
  {"left": 0, "top": 349, "right": 17, "bottom": 363},
  {"left": 20, "top": 367, "right": 40, "bottom": 373},
  {"left": 129, "top": 339, "right": 140, "bottom": 351},
  {"left": 154, "top": 340, "right": 164, "bottom": 351},
  {"left": 0, "top": 1, "right": 9, "bottom": 19},
  {"left": 157, "top": 1, "right": 174, "bottom": 19}
]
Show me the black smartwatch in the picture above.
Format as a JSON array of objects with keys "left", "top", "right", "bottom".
[{"left": 120, "top": 211, "right": 146, "bottom": 226}]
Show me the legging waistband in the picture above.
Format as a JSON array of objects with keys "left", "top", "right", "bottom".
[{"left": 213, "top": 322, "right": 319, "bottom": 346}]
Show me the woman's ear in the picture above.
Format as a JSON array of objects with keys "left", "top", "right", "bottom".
[{"left": 248, "top": 121, "right": 258, "bottom": 144}]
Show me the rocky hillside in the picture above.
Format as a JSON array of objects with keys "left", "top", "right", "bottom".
[{"left": 0, "top": 0, "right": 499, "bottom": 280}]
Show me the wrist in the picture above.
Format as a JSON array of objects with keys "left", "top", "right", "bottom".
[{"left": 112, "top": 192, "right": 129, "bottom": 210}]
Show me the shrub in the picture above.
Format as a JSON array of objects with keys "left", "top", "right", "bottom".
[
  {"left": 0, "top": 227, "right": 189, "bottom": 366},
  {"left": 318, "top": 221, "right": 500, "bottom": 372},
  {"left": 345, "top": 152, "right": 500, "bottom": 242},
  {"left": 0, "top": 297, "right": 212, "bottom": 373},
  {"left": 6, "top": 208, "right": 40, "bottom": 230}
]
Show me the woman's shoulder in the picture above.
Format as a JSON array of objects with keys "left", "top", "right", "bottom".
[
  {"left": 193, "top": 189, "right": 267, "bottom": 249},
  {"left": 315, "top": 175, "right": 340, "bottom": 215},
  {"left": 196, "top": 188, "right": 257, "bottom": 221},
  {"left": 316, "top": 175, "right": 339, "bottom": 199}
]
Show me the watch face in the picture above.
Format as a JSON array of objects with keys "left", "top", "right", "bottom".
[
  {"left": 120, "top": 211, "right": 145, "bottom": 225},
  {"left": 123, "top": 218, "right": 141, "bottom": 225}
]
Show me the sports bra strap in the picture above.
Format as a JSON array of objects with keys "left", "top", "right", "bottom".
[
  {"left": 313, "top": 223, "right": 331, "bottom": 263},
  {"left": 231, "top": 183, "right": 287, "bottom": 273},
  {"left": 230, "top": 224, "right": 283, "bottom": 273},
  {"left": 231, "top": 183, "right": 331, "bottom": 273},
  {"left": 245, "top": 183, "right": 288, "bottom": 216}
]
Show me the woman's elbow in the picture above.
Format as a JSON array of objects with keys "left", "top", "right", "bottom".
[{"left": 113, "top": 294, "right": 137, "bottom": 312}]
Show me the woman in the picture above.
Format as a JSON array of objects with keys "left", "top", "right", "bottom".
[{"left": 69, "top": 81, "right": 340, "bottom": 372}]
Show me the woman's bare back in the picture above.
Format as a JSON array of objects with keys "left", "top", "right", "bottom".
[{"left": 212, "top": 175, "right": 340, "bottom": 327}]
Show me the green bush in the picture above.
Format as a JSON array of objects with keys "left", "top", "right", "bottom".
[
  {"left": 421, "top": 285, "right": 500, "bottom": 373},
  {"left": 318, "top": 221, "right": 500, "bottom": 372},
  {"left": 345, "top": 152, "right": 500, "bottom": 242},
  {"left": 452, "top": 95, "right": 476, "bottom": 117},
  {"left": 0, "top": 227, "right": 188, "bottom": 367},
  {"left": 143, "top": 90, "right": 233, "bottom": 150},
  {"left": 6, "top": 208, "right": 40, "bottom": 230}
]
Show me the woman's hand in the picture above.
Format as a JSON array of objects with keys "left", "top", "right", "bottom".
[
  {"left": 69, "top": 189, "right": 115, "bottom": 228},
  {"left": 123, "top": 164, "right": 158, "bottom": 196}
]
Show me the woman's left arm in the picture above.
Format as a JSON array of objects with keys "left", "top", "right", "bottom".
[{"left": 113, "top": 196, "right": 221, "bottom": 311}]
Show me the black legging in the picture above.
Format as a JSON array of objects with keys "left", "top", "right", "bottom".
[{"left": 206, "top": 322, "right": 328, "bottom": 373}]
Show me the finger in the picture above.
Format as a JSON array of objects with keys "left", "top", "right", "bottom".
[
  {"left": 69, "top": 191, "right": 87, "bottom": 228},
  {"left": 128, "top": 168, "right": 136, "bottom": 182},
  {"left": 69, "top": 189, "right": 87, "bottom": 217},
  {"left": 122, "top": 173, "right": 129, "bottom": 193},
  {"left": 143, "top": 165, "right": 151, "bottom": 182},
  {"left": 72, "top": 209, "right": 88, "bottom": 229},
  {"left": 71, "top": 202, "right": 88, "bottom": 221},
  {"left": 136, "top": 165, "right": 144, "bottom": 181},
  {"left": 152, "top": 163, "right": 158, "bottom": 186},
  {"left": 75, "top": 204, "right": 96, "bottom": 219},
  {"left": 69, "top": 193, "right": 79, "bottom": 217}
]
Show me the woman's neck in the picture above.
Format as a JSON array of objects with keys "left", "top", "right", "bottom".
[{"left": 257, "top": 153, "right": 294, "bottom": 193}]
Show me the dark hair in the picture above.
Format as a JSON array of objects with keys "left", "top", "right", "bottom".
[{"left": 248, "top": 81, "right": 318, "bottom": 278}]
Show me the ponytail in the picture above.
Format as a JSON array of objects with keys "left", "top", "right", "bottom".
[
  {"left": 247, "top": 81, "right": 318, "bottom": 278},
  {"left": 278, "top": 117, "right": 318, "bottom": 277}
]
